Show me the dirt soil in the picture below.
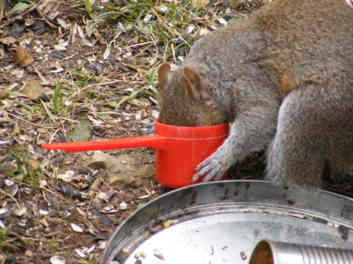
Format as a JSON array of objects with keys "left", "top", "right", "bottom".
[{"left": 0, "top": 0, "right": 352, "bottom": 263}]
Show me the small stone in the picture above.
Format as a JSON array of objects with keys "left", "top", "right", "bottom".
[
  {"left": 98, "top": 241, "right": 107, "bottom": 249},
  {"left": 118, "top": 22, "right": 126, "bottom": 32},
  {"left": 217, "top": 17, "right": 228, "bottom": 26},
  {"left": 57, "top": 18, "right": 69, "bottom": 29},
  {"left": 0, "top": 208, "right": 9, "bottom": 219},
  {"left": 119, "top": 201, "right": 128, "bottom": 210},
  {"left": 7, "top": 184, "right": 19, "bottom": 196},
  {"left": 143, "top": 14, "right": 153, "bottom": 23},
  {"left": 71, "top": 223, "right": 84, "bottom": 233},
  {"left": 186, "top": 25, "right": 195, "bottom": 34},
  {"left": 17, "top": 218, "right": 27, "bottom": 228},
  {"left": 57, "top": 170, "right": 75, "bottom": 182},
  {"left": 14, "top": 206, "right": 27, "bottom": 217},
  {"left": 50, "top": 255, "right": 66, "bottom": 264},
  {"left": 4, "top": 179, "right": 14, "bottom": 186},
  {"left": 40, "top": 180, "right": 47, "bottom": 188},
  {"left": 97, "top": 192, "right": 113, "bottom": 201},
  {"left": 75, "top": 248, "right": 86, "bottom": 258},
  {"left": 156, "top": 5, "right": 168, "bottom": 14},
  {"left": 102, "top": 204, "right": 115, "bottom": 213},
  {"left": 39, "top": 209, "right": 49, "bottom": 216},
  {"left": 54, "top": 39, "right": 69, "bottom": 51}
]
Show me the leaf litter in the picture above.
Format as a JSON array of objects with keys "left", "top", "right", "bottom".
[{"left": 5, "top": 0, "right": 352, "bottom": 263}]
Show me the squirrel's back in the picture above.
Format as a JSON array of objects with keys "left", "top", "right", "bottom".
[
  {"left": 157, "top": 0, "right": 353, "bottom": 187},
  {"left": 185, "top": 0, "right": 353, "bottom": 97}
]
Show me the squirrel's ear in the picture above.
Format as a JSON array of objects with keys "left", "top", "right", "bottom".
[
  {"left": 183, "top": 67, "right": 208, "bottom": 100},
  {"left": 158, "top": 63, "right": 171, "bottom": 91}
]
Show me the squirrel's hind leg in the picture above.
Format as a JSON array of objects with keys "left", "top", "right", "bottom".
[{"left": 265, "top": 87, "right": 328, "bottom": 187}]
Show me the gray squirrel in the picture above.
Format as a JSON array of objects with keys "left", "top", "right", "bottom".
[{"left": 157, "top": 0, "right": 353, "bottom": 187}]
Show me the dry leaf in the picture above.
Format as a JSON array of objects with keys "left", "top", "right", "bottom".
[
  {"left": 77, "top": 24, "right": 93, "bottom": 47},
  {"left": 92, "top": 28, "right": 106, "bottom": 45},
  {"left": 0, "top": 88, "right": 10, "bottom": 99},
  {"left": 191, "top": 0, "right": 209, "bottom": 8},
  {"left": 0, "top": 0, "right": 5, "bottom": 22},
  {"left": 54, "top": 39, "right": 69, "bottom": 51},
  {"left": 37, "top": 0, "right": 61, "bottom": 20},
  {"left": 10, "top": 68, "right": 24, "bottom": 79},
  {"left": 86, "top": 152, "right": 154, "bottom": 187},
  {"left": 22, "top": 79, "right": 42, "bottom": 100},
  {"left": 25, "top": 159, "right": 40, "bottom": 170},
  {"left": 15, "top": 46, "right": 34, "bottom": 67},
  {"left": 50, "top": 256, "right": 66, "bottom": 264},
  {"left": 0, "top": 36, "right": 17, "bottom": 46}
]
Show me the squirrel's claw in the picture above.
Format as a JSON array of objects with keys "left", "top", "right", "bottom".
[
  {"left": 193, "top": 159, "right": 212, "bottom": 182},
  {"left": 193, "top": 155, "right": 227, "bottom": 182}
]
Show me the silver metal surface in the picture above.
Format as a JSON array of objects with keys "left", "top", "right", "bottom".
[
  {"left": 250, "top": 240, "right": 353, "bottom": 264},
  {"left": 102, "top": 180, "right": 353, "bottom": 264}
]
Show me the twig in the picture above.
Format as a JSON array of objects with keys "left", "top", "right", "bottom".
[
  {"left": 0, "top": 188, "right": 20, "bottom": 209},
  {"left": 7, "top": 112, "right": 55, "bottom": 128},
  {"left": 0, "top": 2, "right": 39, "bottom": 30},
  {"left": 40, "top": 99, "right": 56, "bottom": 121},
  {"left": 33, "top": 65, "right": 50, "bottom": 85},
  {"left": 125, "top": 41, "right": 156, "bottom": 49}
]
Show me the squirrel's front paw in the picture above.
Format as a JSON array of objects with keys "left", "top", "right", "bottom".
[{"left": 193, "top": 152, "right": 230, "bottom": 182}]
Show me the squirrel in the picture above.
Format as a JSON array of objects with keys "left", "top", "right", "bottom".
[{"left": 157, "top": 0, "right": 353, "bottom": 188}]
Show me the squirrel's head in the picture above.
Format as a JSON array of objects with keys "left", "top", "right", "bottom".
[{"left": 157, "top": 63, "right": 227, "bottom": 126}]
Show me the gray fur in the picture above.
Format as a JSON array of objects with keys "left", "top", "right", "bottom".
[{"left": 159, "top": 0, "right": 353, "bottom": 187}]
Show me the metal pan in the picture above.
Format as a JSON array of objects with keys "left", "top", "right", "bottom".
[{"left": 102, "top": 180, "right": 353, "bottom": 264}]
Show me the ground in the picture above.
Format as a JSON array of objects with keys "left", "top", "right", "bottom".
[
  {"left": 0, "top": 0, "right": 352, "bottom": 263},
  {"left": 0, "top": 0, "right": 265, "bottom": 263}
]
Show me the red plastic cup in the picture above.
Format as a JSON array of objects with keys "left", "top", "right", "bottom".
[{"left": 42, "top": 119, "right": 229, "bottom": 188}]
